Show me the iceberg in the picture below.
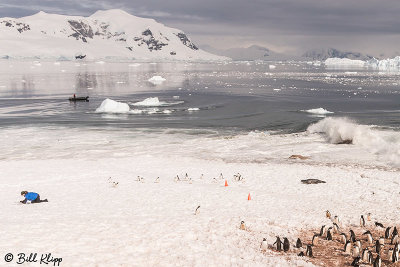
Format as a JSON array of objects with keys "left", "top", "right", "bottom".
[{"left": 95, "top": 99, "right": 130, "bottom": 113}]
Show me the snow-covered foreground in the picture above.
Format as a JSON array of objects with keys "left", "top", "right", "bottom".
[{"left": 1, "top": 120, "right": 399, "bottom": 266}]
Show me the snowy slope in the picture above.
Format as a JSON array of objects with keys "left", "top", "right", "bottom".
[
  {"left": 303, "top": 48, "right": 373, "bottom": 61},
  {"left": 0, "top": 9, "right": 228, "bottom": 61}
]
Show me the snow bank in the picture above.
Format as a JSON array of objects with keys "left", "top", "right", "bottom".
[
  {"left": 95, "top": 98, "right": 130, "bottom": 113},
  {"left": 302, "top": 108, "right": 333, "bottom": 115},
  {"left": 368, "top": 56, "right": 400, "bottom": 70},
  {"left": 324, "top": 58, "right": 365, "bottom": 67}
]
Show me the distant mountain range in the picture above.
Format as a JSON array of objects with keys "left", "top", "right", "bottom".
[
  {"left": 0, "top": 9, "right": 227, "bottom": 61},
  {"left": 301, "top": 48, "right": 374, "bottom": 61}
]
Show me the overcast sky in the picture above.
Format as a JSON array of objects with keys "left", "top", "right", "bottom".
[{"left": 1, "top": 0, "right": 400, "bottom": 56}]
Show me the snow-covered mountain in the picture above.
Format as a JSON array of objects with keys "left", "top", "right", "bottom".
[
  {"left": 202, "top": 45, "right": 292, "bottom": 61},
  {"left": 0, "top": 9, "right": 227, "bottom": 61},
  {"left": 302, "top": 48, "right": 373, "bottom": 61}
]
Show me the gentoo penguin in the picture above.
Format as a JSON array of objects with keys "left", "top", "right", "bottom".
[
  {"left": 184, "top": 173, "right": 189, "bottom": 181},
  {"left": 333, "top": 215, "right": 339, "bottom": 225},
  {"left": 385, "top": 227, "right": 392, "bottom": 239},
  {"left": 368, "top": 251, "right": 374, "bottom": 264},
  {"left": 355, "top": 240, "right": 362, "bottom": 250},
  {"left": 393, "top": 244, "right": 399, "bottom": 263},
  {"left": 360, "top": 215, "right": 366, "bottom": 227},
  {"left": 363, "top": 230, "right": 373, "bottom": 244},
  {"left": 298, "top": 251, "right": 304, "bottom": 257},
  {"left": 305, "top": 245, "right": 313, "bottom": 257},
  {"left": 351, "top": 256, "right": 360, "bottom": 266},
  {"left": 375, "top": 239, "right": 383, "bottom": 254},
  {"left": 388, "top": 248, "right": 394, "bottom": 262},
  {"left": 174, "top": 175, "right": 180, "bottom": 182},
  {"left": 375, "top": 222, "right": 384, "bottom": 228},
  {"left": 273, "top": 237, "right": 283, "bottom": 251},
  {"left": 240, "top": 221, "right": 246, "bottom": 230},
  {"left": 199, "top": 174, "right": 204, "bottom": 179},
  {"left": 154, "top": 177, "right": 160, "bottom": 183},
  {"left": 296, "top": 238, "right": 302, "bottom": 248},
  {"left": 112, "top": 181, "right": 119, "bottom": 187},
  {"left": 326, "top": 228, "right": 333, "bottom": 241},
  {"left": 350, "top": 229, "right": 357, "bottom": 242},
  {"left": 361, "top": 248, "right": 369, "bottom": 263},
  {"left": 260, "top": 238, "right": 268, "bottom": 252},
  {"left": 219, "top": 173, "right": 223, "bottom": 180},
  {"left": 194, "top": 205, "right": 200, "bottom": 215},
  {"left": 344, "top": 241, "right": 352, "bottom": 254},
  {"left": 367, "top": 213, "right": 371, "bottom": 221},
  {"left": 319, "top": 225, "right": 326, "bottom": 237},
  {"left": 352, "top": 245, "right": 360, "bottom": 257},
  {"left": 373, "top": 254, "right": 381, "bottom": 267},
  {"left": 391, "top": 233, "right": 399, "bottom": 245},
  {"left": 340, "top": 233, "right": 347, "bottom": 244},
  {"left": 326, "top": 210, "right": 331, "bottom": 218},
  {"left": 283, "top": 238, "right": 290, "bottom": 252},
  {"left": 333, "top": 223, "right": 339, "bottom": 233},
  {"left": 393, "top": 226, "right": 399, "bottom": 238},
  {"left": 378, "top": 237, "right": 384, "bottom": 245},
  {"left": 312, "top": 234, "right": 319, "bottom": 246}
]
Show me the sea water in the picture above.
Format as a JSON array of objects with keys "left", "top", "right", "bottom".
[{"left": 0, "top": 60, "right": 399, "bottom": 166}]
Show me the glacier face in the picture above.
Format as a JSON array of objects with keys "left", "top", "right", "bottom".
[{"left": 0, "top": 9, "right": 227, "bottom": 61}]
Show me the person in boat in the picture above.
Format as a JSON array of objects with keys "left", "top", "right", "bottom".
[
  {"left": 20, "top": 191, "right": 48, "bottom": 204},
  {"left": 73, "top": 94, "right": 76, "bottom": 99}
]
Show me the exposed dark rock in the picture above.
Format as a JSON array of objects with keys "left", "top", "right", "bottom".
[
  {"left": 337, "top": 139, "right": 352, "bottom": 145},
  {"left": 126, "top": 47, "right": 133, "bottom": 51},
  {"left": 75, "top": 54, "right": 86, "bottom": 59},
  {"left": 134, "top": 29, "right": 168, "bottom": 51},
  {"left": 175, "top": 32, "right": 198, "bottom": 50},
  {"left": 289, "top": 155, "right": 310, "bottom": 160},
  {"left": 170, "top": 51, "right": 176, "bottom": 55},
  {"left": 68, "top": 20, "right": 94, "bottom": 42},
  {"left": 301, "top": 179, "right": 326, "bottom": 184}
]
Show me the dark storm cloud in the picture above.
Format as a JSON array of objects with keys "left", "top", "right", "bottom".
[{"left": 1, "top": 0, "right": 400, "bottom": 54}]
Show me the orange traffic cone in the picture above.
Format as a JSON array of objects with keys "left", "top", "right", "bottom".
[
  {"left": 225, "top": 180, "right": 228, "bottom": 187},
  {"left": 248, "top": 193, "right": 251, "bottom": 200}
]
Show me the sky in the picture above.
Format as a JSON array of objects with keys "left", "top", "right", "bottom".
[{"left": 1, "top": 0, "right": 400, "bottom": 56}]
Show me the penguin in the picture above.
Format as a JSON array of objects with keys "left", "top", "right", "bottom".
[
  {"left": 326, "top": 228, "right": 333, "bottom": 241},
  {"left": 260, "top": 238, "right": 268, "bottom": 252},
  {"left": 273, "top": 237, "right": 283, "bottom": 251},
  {"left": 112, "top": 181, "right": 119, "bottom": 187},
  {"left": 350, "top": 229, "right": 357, "bottom": 242},
  {"left": 360, "top": 215, "right": 365, "bottom": 227},
  {"left": 387, "top": 248, "right": 394, "bottom": 262},
  {"left": 305, "top": 245, "right": 313, "bottom": 257},
  {"left": 154, "top": 177, "right": 160, "bottom": 183},
  {"left": 378, "top": 237, "right": 384, "bottom": 245},
  {"left": 351, "top": 256, "right": 360, "bottom": 266},
  {"left": 352, "top": 245, "right": 360, "bottom": 257},
  {"left": 240, "top": 221, "right": 246, "bottom": 231},
  {"left": 385, "top": 227, "right": 392, "bottom": 239},
  {"left": 326, "top": 210, "right": 331, "bottom": 218},
  {"left": 194, "top": 205, "right": 200, "bottom": 215},
  {"left": 375, "top": 222, "right": 384, "bottom": 228},
  {"left": 219, "top": 173, "right": 223, "bottom": 180},
  {"left": 392, "top": 248, "right": 399, "bottom": 263},
  {"left": 333, "top": 215, "right": 339, "bottom": 225},
  {"left": 340, "top": 233, "right": 347, "bottom": 244},
  {"left": 373, "top": 255, "right": 381, "bottom": 267},
  {"left": 174, "top": 175, "right": 180, "bottom": 182},
  {"left": 298, "top": 251, "right": 305, "bottom": 257},
  {"left": 283, "top": 238, "right": 290, "bottom": 252},
  {"left": 188, "top": 177, "right": 193, "bottom": 184},
  {"left": 296, "top": 238, "right": 302, "bottom": 248},
  {"left": 319, "top": 225, "right": 326, "bottom": 237},
  {"left": 361, "top": 248, "right": 369, "bottom": 263},
  {"left": 363, "top": 230, "right": 373, "bottom": 244},
  {"left": 368, "top": 251, "right": 374, "bottom": 264},
  {"left": 375, "top": 239, "right": 383, "bottom": 254},
  {"left": 333, "top": 223, "right": 339, "bottom": 233},
  {"left": 140, "top": 177, "right": 145, "bottom": 183},
  {"left": 355, "top": 240, "right": 362, "bottom": 250},
  {"left": 199, "top": 174, "right": 204, "bottom": 180},
  {"left": 391, "top": 233, "right": 399, "bottom": 245},
  {"left": 393, "top": 226, "right": 399, "bottom": 238},
  {"left": 344, "top": 241, "right": 352, "bottom": 254},
  {"left": 137, "top": 175, "right": 141, "bottom": 182},
  {"left": 367, "top": 213, "right": 371, "bottom": 221},
  {"left": 312, "top": 234, "right": 319, "bottom": 246}
]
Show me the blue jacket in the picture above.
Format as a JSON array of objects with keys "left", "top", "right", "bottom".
[{"left": 25, "top": 192, "right": 39, "bottom": 201}]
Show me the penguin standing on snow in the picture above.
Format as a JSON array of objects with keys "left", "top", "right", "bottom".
[
  {"left": 368, "top": 251, "right": 374, "bottom": 264},
  {"left": 385, "top": 227, "right": 392, "bottom": 239},
  {"left": 260, "top": 238, "right": 268, "bottom": 252},
  {"left": 393, "top": 244, "right": 399, "bottom": 263},
  {"left": 363, "top": 230, "right": 373, "bottom": 244},
  {"left": 283, "top": 238, "right": 290, "bottom": 252},
  {"left": 352, "top": 245, "right": 360, "bottom": 257},
  {"left": 333, "top": 223, "right": 339, "bottom": 233},
  {"left": 350, "top": 229, "right": 357, "bottom": 242},
  {"left": 344, "top": 241, "right": 352, "bottom": 254},
  {"left": 340, "top": 233, "right": 347, "bottom": 244},
  {"left": 375, "top": 240, "right": 383, "bottom": 254},
  {"left": 319, "top": 225, "right": 326, "bottom": 237},
  {"left": 296, "top": 238, "right": 302, "bottom": 248},
  {"left": 240, "top": 221, "right": 246, "bottom": 230},
  {"left": 373, "top": 255, "right": 381, "bottom": 267},
  {"left": 194, "top": 205, "right": 200, "bottom": 215},
  {"left": 393, "top": 226, "right": 398, "bottom": 237},
  {"left": 326, "top": 228, "right": 333, "bottom": 241},
  {"left": 333, "top": 215, "right": 339, "bottom": 225},
  {"left": 388, "top": 248, "right": 394, "bottom": 262},
  {"left": 351, "top": 256, "right": 360, "bottom": 266},
  {"left": 273, "top": 237, "right": 283, "bottom": 251},
  {"left": 312, "top": 234, "right": 319, "bottom": 246},
  {"left": 360, "top": 215, "right": 366, "bottom": 227},
  {"left": 361, "top": 248, "right": 369, "bottom": 262},
  {"left": 305, "top": 245, "right": 313, "bottom": 257},
  {"left": 154, "top": 177, "right": 160, "bottom": 183}
]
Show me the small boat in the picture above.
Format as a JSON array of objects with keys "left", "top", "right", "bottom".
[{"left": 69, "top": 96, "right": 89, "bottom": 102}]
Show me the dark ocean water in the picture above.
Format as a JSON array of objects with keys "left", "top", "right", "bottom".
[{"left": 0, "top": 60, "right": 399, "bottom": 134}]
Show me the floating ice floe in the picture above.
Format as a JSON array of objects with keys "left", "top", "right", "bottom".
[
  {"left": 148, "top": 76, "right": 166, "bottom": 85},
  {"left": 302, "top": 108, "right": 334, "bottom": 115},
  {"left": 187, "top": 108, "right": 200, "bottom": 111},
  {"left": 95, "top": 99, "right": 130, "bottom": 113},
  {"left": 133, "top": 97, "right": 166, "bottom": 107},
  {"left": 269, "top": 64, "right": 276, "bottom": 69}
]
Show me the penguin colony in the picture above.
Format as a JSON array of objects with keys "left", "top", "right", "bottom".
[{"left": 264, "top": 210, "right": 400, "bottom": 266}]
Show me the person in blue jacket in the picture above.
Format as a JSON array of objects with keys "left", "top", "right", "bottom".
[{"left": 20, "top": 191, "right": 48, "bottom": 204}]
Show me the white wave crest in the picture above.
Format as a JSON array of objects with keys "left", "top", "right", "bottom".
[
  {"left": 303, "top": 108, "right": 334, "bottom": 115},
  {"left": 307, "top": 117, "right": 400, "bottom": 166}
]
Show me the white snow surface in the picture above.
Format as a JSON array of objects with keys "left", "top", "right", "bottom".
[
  {"left": 302, "top": 108, "right": 334, "bottom": 115},
  {"left": 324, "top": 58, "right": 366, "bottom": 67},
  {"left": 1, "top": 118, "right": 400, "bottom": 266},
  {"left": 132, "top": 97, "right": 166, "bottom": 106},
  {"left": 0, "top": 9, "right": 228, "bottom": 61}
]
